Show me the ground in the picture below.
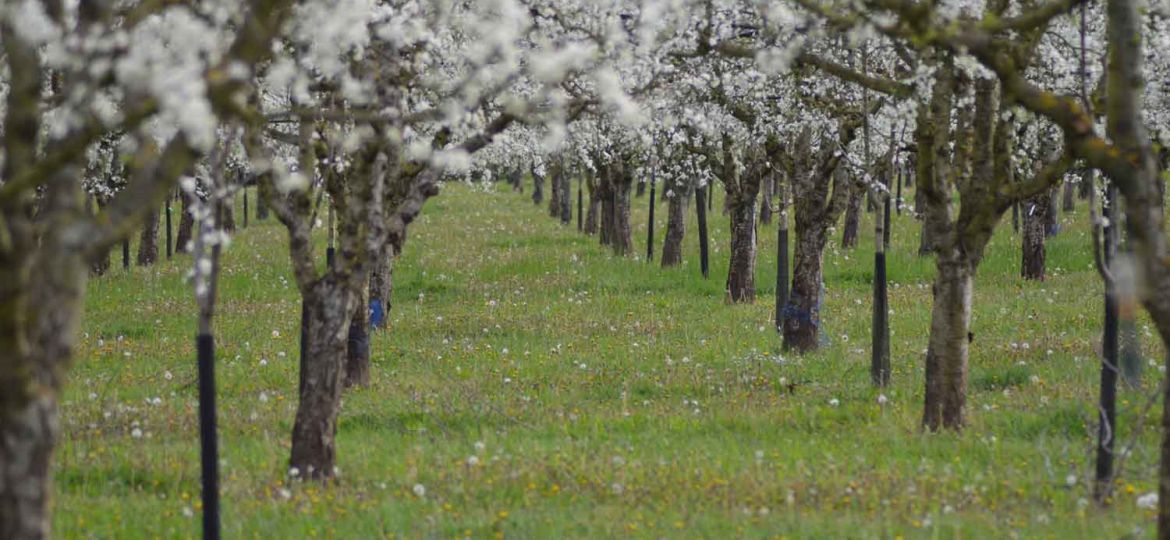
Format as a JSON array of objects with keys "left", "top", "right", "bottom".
[{"left": 58, "top": 182, "right": 1162, "bottom": 538}]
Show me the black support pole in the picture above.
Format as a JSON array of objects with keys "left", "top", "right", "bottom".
[
  {"left": 196, "top": 333, "right": 220, "bottom": 540},
  {"left": 165, "top": 194, "right": 173, "bottom": 260},
  {"left": 696, "top": 185, "right": 710, "bottom": 279},
  {"left": 122, "top": 239, "right": 130, "bottom": 269},
  {"left": 646, "top": 178, "right": 656, "bottom": 262},
  {"left": 1095, "top": 182, "right": 1120, "bottom": 502}
]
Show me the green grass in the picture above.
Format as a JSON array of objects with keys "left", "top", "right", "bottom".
[{"left": 57, "top": 181, "right": 1162, "bottom": 538}]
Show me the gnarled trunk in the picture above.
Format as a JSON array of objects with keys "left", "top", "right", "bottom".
[
  {"left": 345, "top": 285, "right": 370, "bottom": 388},
  {"left": 531, "top": 168, "right": 544, "bottom": 205},
  {"left": 759, "top": 173, "right": 773, "bottom": 225},
  {"left": 176, "top": 189, "right": 196, "bottom": 254},
  {"left": 137, "top": 208, "right": 159, "bottom": 266},
  {"left": 922, "top": 256, "right": 974, "bottom": 431},
  {"left": 841, "top": 185, "right": 862, "bottom": 249},
  {"left": 611, "top": 167, "right": 634, "bottom": 255},
  {"left": 782, "top": 220, "right": 829, "bottom": 351},
  {"left": 559, "top": 173, "right": 572, "bottom": 225},
  {"left": 661, "top": 184, "right": 689, "bottom": 267},
  {"left": 0, "top": 394, "right": 58, "bottom": 540},
  {"left": 548, "top": 165, "right": 562, "bottom": 219},
  {"left": 725, "top": 196, "right": 757, "bottom": 302},
  {"left": 369, "top": 245, "right": 394, "bottom": 330},
  {"left": 290, "top": 279, "right": 357, "bottom": 479},
  {"left": 1021, "top": 191, "right": 1048, "bottom": 280}
]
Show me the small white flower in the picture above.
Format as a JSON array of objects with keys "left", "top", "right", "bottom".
[
  {"left": 288, "top": 467, "right": 300, "bottom": 478},
  {"left": 474, "top": 441, "right": 486, "bottom": 452},
  {"left": 164, "top": 371, "right": 173, "bottom": 381},
  {"left": 467, "top": 455, "right": 480, "bottom": 466},
  {"left": 131, "top": 428, "right": 143, "bottom": 439},
  {"left": 278, "top": 488, "right": 292, "bottom": 500},
  {"left": 1065, "top": 474, "right": 1077, "bottom": 487},
  {"left": 412, "top": 483, "right": 426, "bottom": 497},
  {"left": 828, "top": 398, "right": 840, "bottom": 407},
  {"left": 877, "top": 394, "right": 889, "bottom": 406},
  {"left": 271, "top": 330, "right": 280, "bottom": 338},
  {"left": 1137, "top": 492, "right": 1158, "bottom": 509},
  {"left": 259, "top": 392, "right": 269, "bottom": 403}
]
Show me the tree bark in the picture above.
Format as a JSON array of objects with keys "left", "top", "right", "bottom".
[
  {"left": 290, "top": 279, "right": 357, "bottom": 479},
  {"left": 725, "top": 195, "right": 758, "bottom": 302},
  {"left": 584, "top": 171, "right": 600, "bottom": 235},
  {"left": 782, "top": 218, "right": 829, "bottom": 351},
  {"left": 660, "top": 182, "right": 689, "bottom": 267},
  {"left": 841, "top": 184, "right": 863, "bottom": 249},
  {"left": 531, "top": 166, "right": 544, "bottom": 205},
  {"left": 176, "top": 189, "right": 196, "bottom": 254},
  {"left": 1021, "top": 191, "right": 1048, "bottom": 280},
  {"left": 611, "top": 161, "right": 634, "bottom": 255},
  {"left": 344, "top": 284, "right": 370, "bottom": 388},
  {"left": 559, "top": 171, "right": 572, "bottom": 225},
  {"left": 1062, "top": 177, "right": 1076, "bottom": 212},
  {"left": 922, "top": 256, "right": 974, "bottom": 431},
  {"left": 0, "top": 395, "right": 58, "bottom": 540},
  {"left": 369, "top": 245, "right": 394, "bottom": 330},
  {"left": 760, "top": 172, "right": 773, "bottom": 225},
  {"left": 548, "top": 162, "right": 562, "bottom": 219},
  {"left": 136, "top": 207, "right": 159, "bottom": 266},
  {"left": 219, "top": 197, "right": 236, "bottom": 234}
]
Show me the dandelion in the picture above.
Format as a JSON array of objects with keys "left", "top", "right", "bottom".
[
  {"left": 474, "top": 441, "right": 486, "bottom": 452},
  {"left": 271, "top": 330, "right": 280, "bottom": 338},
  {"left": 164, "top": 371, "right": 173, "bottom": 381},
  {"left": 131, "top": 428, "right": 143, "bottom": 439},
  {"left": 288, "top": 467, "right": 300, "bottom": 478},
  {"left": 412, "top": 483, "right": 426, "bottom": 497},
  {"left": 877, "top": 394, "right": 889, "bottom": 406},
  {"left": 467, "top": 455, "right": 480, "bottom": 466},
  {"left": 1065, "top": 474, "right": 1077, "bottom": 487},
  {"left": 829, "top": 398, "right": 840, "bottom": 407}
]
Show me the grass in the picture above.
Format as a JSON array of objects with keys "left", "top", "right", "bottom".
[{"left": 56, "top": 180, "right": 1163, "bottom": 538}]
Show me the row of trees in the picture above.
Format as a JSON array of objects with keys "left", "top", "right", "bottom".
[{"left": 1, "top": 0, "right": 1169, "bottom": 538}]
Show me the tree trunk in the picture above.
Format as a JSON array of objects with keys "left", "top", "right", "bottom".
[
  {"left": 548, "top": 166, "right": 562, "bottom": 219},
  {"left": 611, "top": 165, "right": 634, "bottom": 255},
  {"left": 841, "top": 185, "right": 863, "bottom": 249},
  {"left": 559, "top": 173, "right": 572, "bottom": 225},
  {"left": 0, "top": 394, "right": 58, "bottom": 540},
  {"left": 598, "top": 166, "right": 614, "bottom": 245},
  {"left": 136, "top": 208, "right": 159, "bottom": 266},
  {"left": 759, "top": 173, "right": 773, "bottom": 225},
  {"left": 531, "top": 168, "right": 544, "bottom": 205},
  {"left": 725, "top": 194, "right": 758, "bottom": 303},
  {"left": 90, "top": 195, "right": 112, "bottom": 276},
  {"left": 219, "top": 197, "right": 236, "bottom": 234},
  {"left": 290, "top": 279, "right": 357, "bottom": 479},
  {"left": 922, "top": 256, "right": 974, "bottom": 431},
  {"left": 1062, "top": 177, "right": 1076, "bottom": 212},
  {"left": 661, "top": 183, "right": 689, "bottom": 267},
  {"left": 585, "top": 181, "right": 600, "bottom": 235},
  {"left": 344, "top": 285, "right": 370, "bottom": 388},
  {"left": 781, "top": 220, "right": 828, "bottom": 352},
  {"left": 369, "top": 245, "right": 394, "bottom": 330},
  {"left": 1021, "top": 192, "right": 1048, "bottom": 280},
  {"left": 177, "top": 190, "right": 196, "bottom": 254}
]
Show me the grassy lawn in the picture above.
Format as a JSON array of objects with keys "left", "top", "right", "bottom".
[{"left": 57, "top": 181, "right": 1162, "bottom": 538}]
